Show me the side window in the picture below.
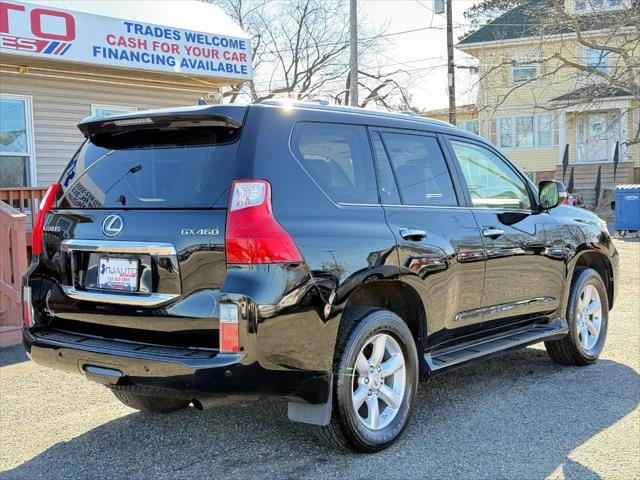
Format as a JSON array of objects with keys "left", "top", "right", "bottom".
[
  {"left": 449, "top": 139, "right": 532, "bottom": 211},
  {"left": 371, "top": 132, "right": 400, "bottom": 204},
  {"left": 381, "top": 133, "right": 457, "bottom": 207},
  {"left": 291, "top": 123, "right": 377, "bottom": 204}
]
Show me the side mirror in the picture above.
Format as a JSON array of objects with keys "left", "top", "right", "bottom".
[{"left": 538, "top": 180, "right": 562, "bottom": 210}]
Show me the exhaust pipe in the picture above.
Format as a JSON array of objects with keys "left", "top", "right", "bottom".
[{"left": 192, "top": 397, "right": 229, "bottom": 410}]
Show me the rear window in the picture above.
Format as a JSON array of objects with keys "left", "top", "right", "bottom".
[
  {"left": 57, "top": 126, "right": 239, "bottom": 209},
  {"left": 291, "top": 122, "right": 378, "bottom": 204}
]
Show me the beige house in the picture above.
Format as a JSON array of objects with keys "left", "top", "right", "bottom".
[
  {"left": 420, "top": 104, "right": 480, "bottom": 135},
  {"left": 453, "top": 0, "right": 639, "bottom": 205}
]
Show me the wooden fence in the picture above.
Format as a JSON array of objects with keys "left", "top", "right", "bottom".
[
  {"left": 0, "top": 187, "right": 48, "bottom": 246},
  {"left": 0, "top": 201, "right": 27, "bottom": 347}
]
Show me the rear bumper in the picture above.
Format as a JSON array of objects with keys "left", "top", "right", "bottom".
[{"left": 23, "top": 327, "right": 329, "bottom": 403}]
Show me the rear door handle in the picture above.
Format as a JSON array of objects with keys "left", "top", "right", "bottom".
[
  {"left": 482, "top": 227, "right": 505, "bottom": 238},
  {"left": 399, "top": 228, "right": 427, "bottom": 241}
]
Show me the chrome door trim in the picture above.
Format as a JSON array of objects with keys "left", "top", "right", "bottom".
[
  {"left": 61, "top": 239, "right": 176, "bottom": 256},
  {"left": 455, "top": 296, "right": 556, "bottom": 322}
]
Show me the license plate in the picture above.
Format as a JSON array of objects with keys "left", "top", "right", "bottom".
[{"left": 98, "top": 257, "right": 138, "bottom": 292}]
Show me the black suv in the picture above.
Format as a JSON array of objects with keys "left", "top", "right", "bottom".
[{"left": 24, "top": 101, "right": 618, "bottom": 452}]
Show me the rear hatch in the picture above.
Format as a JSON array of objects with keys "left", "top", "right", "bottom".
[{"left": 40, "top": 107, "right": 245, "bottom": 349}]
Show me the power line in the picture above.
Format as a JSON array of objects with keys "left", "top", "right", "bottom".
[
  {"left": 414, "top": 0, "right": 436, "bottom": 28},
  {"left": 414, "top": 0, "right": 468, "bottom": 27},
  {"left": 372, "top": 53, "right": 448, "bottom": 69},
  {"left": 256, "top": 24, "right": 454, "bottom": 56},
  {"left": 233, "top": 62, "right": 451, "bottom": 91}
]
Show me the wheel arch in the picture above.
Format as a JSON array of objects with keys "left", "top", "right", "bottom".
[
  {"left": 341, "top": 280, "right": 426, "bottom": 350},
  {"left": 569, "top": 249, "right": 615, "bottom": 310}
]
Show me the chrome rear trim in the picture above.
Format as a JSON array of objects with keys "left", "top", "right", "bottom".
[
  {"left": 61, "top": 239, "right": 180, "bottom": 306},
  {"left": 61, "top": 239, "right": 176, "bottom": 256},
  {"left": 62, "top": 286, "right": 179, "bottom": 306}
]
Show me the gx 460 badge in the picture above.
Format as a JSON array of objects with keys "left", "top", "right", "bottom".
[{"left": 180, "top": 228, "right": 220, "bottom": 236}]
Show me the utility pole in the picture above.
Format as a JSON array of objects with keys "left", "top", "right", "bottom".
[
  {"left": 445, "top": 0, "right": 456, "bottom": 125},
  {"left": 349, "top": 0, "right": 358, "bottom": 106}
]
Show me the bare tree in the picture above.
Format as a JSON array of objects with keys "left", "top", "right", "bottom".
[
  {"left": 211, "top": 0, "right": 270, "bottom": 103},
  {"left": 213, "top": 0, "right": 415, "bottom": 110}
]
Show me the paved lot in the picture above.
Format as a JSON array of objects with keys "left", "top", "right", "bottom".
[{"left": 1, "top": 239, "right": 638, "bottom": 480}]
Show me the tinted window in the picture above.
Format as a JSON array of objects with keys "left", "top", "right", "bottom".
[
  {"left": 371, "top": 132, "right": 400, "bottom": 204},
  {"left": 449, "top": 139, "right": 532, "bottom": 210},
  {"left": 57, "top": 126, "right": 238, "bottom": 209},
  {"left": 291, "top": 123, "right": 377, "bottom": 204},
  {"left": 381, "top": 133, "right": 457, "bottom": 206}
]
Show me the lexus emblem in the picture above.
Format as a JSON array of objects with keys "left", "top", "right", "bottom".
[{"left": 102, "top": 215, "right": 123, "bottom": 237}]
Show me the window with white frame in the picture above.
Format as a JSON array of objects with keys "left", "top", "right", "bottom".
[
  {"left": 573, "top": 0, "right": 624, "bottom": 14},
  {"left": 0, "top": 94, "right": 35, "bottom": 188},
  {"left": 498, "top": 114, "right": 553, "bottom": 150},
  {"left": 512, "top": 62, "right": 540, "bottom": 84},
  {"left": 537, "top": 115, "right": 553, "bottom": 147},
  {"left": 579, "top": 47, "right": 613, "bottom": 78},
  {"left": 458, "top": 120, "right": 479, "bottom": 135},
  {"left": 91, "top": 104, "right": 137, "bottom": 118}
]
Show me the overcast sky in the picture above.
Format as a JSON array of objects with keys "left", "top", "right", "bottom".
[{"left": 360, "top": 0, "right": 479, "bottom": 112}]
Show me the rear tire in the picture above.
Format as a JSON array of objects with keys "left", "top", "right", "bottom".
[
  {"left": 315, "top": 308, "right": 419, "bottom": 453},
  {"left": 110, "top": 385, "right": 190, "bottom": 413},
  {"left": 545, "top": 267, "right": 608, "bottom": 366}
]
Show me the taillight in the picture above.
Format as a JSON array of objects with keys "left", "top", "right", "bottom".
[
  {"left": 225, "top": 180, "right": 302, "bottom": 264},
  {"left": 219, "top": 303, "right": 239, "bottom": 353},
  {"left": 23, "top": 286, "right": 33, "bottom": 327},
  {"left": 32, "top": 183, "right": 60, "bottom": 255}
]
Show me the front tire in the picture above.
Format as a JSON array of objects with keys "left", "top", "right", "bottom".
[
  {"left": 545, "top": 267, "right": 609, "bottom": 366},
  {"left": 315, "top": 308, "right": 419, "bottom": 453}
]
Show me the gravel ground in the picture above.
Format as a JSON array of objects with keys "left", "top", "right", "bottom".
[{"left": 1, "top": 239, "right": 638, "bottom": 480}]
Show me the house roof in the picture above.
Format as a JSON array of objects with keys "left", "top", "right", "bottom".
[
  {"left": 458, "top": 0, "right": 551, "bottom": 47},
  {"left": 550, "top": 85, "right": 633, "bottom": 102},
  {"left": 421, "top": 104, "right": 477, "bottom": 116},
  {"left": 457, "top": 0, "right": 631, "bottom": 48}
]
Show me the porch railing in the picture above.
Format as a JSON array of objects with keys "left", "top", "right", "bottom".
[
  {"left": 0, "top": 201, "right": 27, "bottom": 347},
  {"left": 0, "top": 187, "right": 48, "bottom": 246}
]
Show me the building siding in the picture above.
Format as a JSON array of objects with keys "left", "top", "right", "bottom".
[
  {"left": 1, "top": 71, "right": 208, "bottom": 186},
  {"left": 462, "top": 30, "right": 639, "bottom": 173}
]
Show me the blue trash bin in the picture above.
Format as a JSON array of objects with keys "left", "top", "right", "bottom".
[{"left": 614, "top": 185, "right": 640, "bottom": 232}]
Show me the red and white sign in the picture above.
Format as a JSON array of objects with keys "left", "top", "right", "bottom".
[{"left": 0, "top": 0, "right": 252, "bottom": 80}]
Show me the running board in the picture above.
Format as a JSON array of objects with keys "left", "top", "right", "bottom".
[{"left": 425, "top": 319, "right": 568, "bottom": 373}]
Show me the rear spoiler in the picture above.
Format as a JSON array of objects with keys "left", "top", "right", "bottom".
[{"left": 78, "top": 105, "right": 245, "bottom": 138}]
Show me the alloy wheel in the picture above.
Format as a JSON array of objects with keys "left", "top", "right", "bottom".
[
  {"left": 576, "top": 284, "right": 602, "bottom": 353},
  {"left": 351, "top": 333, "right": 406, "bottom": 431}
]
